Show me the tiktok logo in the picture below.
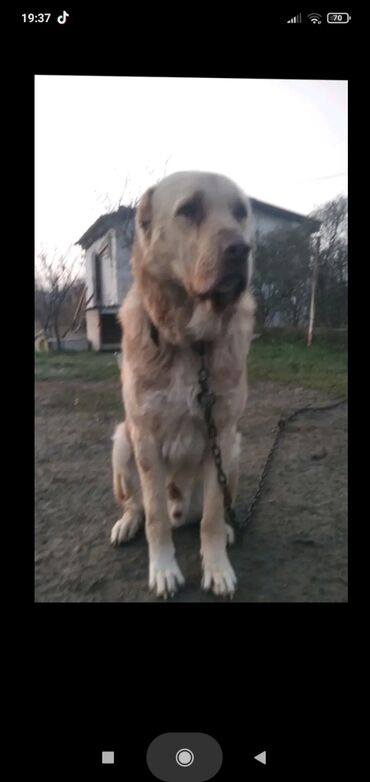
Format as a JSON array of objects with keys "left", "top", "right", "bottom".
[{"left": 57, "top": 10, "right": 70, "bottom": 24}]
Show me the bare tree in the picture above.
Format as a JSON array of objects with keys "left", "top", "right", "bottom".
[
  {"left": 35, "top": 249, "right": 84, "bottom": 350},
  {"left": 95, "top": 159, "right": 172, "bottom": 251},
  {"left": 310, "top": 196, "right": 348, "bottom": 328},
  {"left": 253, "top": 224, "right": 312, "bottom": 328},
  {"left": 107, "top": 159, "right": 171, "bottom": 213},
  {"left": 253, "top": 195, "right": 348, "bottom": 332}
]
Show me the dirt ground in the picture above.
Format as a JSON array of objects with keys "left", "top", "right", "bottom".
[{"left": 35, "top": 378, "right": 347, "bottom": 602}]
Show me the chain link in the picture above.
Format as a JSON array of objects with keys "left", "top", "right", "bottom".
[
  {"left": 195, "top": 341, "right": 237, "bottom": 527},
  {"left": 195, "top": 340, "right": 347, "bottom": 536}
]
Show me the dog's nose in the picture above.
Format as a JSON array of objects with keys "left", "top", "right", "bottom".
[{"left": 222, "top": 241, "right": 250, "bottom": 267}]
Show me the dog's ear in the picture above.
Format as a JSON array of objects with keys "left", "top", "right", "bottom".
[{"left": 136, "top": 187, "right": 155, "bottom": 245}]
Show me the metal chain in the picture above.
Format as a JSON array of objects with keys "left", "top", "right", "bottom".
[
  {"left": 241, "top": 398, "right": 347, "bottom": 530},
  {"left": 195, "top": 340, "right": 347, "bottom": 536},
  {"left": 195, "top": 341, "right": 237, "bottom": 527}
]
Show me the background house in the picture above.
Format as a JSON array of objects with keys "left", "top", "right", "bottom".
[
  {"left": 251, "top": 198, "right": 319, "bottom": 240},
  {"left": 76, "top": 199, "right": 319, "bottom": 351},
  {"left": 76, "top": 206, "right": 135, "bottom": 350}
]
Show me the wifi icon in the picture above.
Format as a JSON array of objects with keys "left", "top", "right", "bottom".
[{"left": 307, "top": 12, "right": 322, "bottom": 23}]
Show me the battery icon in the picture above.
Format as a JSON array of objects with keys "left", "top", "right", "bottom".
[{"left": 327, "top": 12, "right": 351, "bottom": 22}]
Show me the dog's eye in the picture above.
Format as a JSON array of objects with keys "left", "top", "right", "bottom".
[
  {"left": 140, "top": 220, "right": 150, "bottom": 234},
  {"left": 232, "top": 201, "right": 248, "bottom": 221},
  {"left": 175, "top": 195, "right": 204, "bottom": 224}
]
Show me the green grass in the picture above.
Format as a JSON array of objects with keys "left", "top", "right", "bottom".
[
  {"left": 35, "top": 351, "right": 119, "bottom": 382},
  {"left": 35, "top": 337, "right": 347, "bottom": 397},
  {"left": 249, "top": 335, "right": 347, "bottom": 397}
]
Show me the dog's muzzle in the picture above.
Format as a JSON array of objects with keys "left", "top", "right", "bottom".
[{"left": 214, "top": 240, "right": 250, "bottom": 297}]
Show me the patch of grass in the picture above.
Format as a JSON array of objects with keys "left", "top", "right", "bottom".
[
  {"left": 258, "top": 326, "right": 347, "bottom": 350},
  {"left": 35, "top": 351, "right": 119, "bottom": 382},
  {"left": 35, "top": 338, "right": 347, "bottom": 398},
  {"left": 249, "top": 337, "right": 347, "bottom": 397}
]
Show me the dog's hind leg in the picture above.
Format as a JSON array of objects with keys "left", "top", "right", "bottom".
[{"left": 110, "top": 421, "right": 144, "bottom": 545}]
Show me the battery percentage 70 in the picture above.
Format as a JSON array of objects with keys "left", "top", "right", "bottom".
[{"left": 327, "top": 12, "right": 351, "bottom": 23}]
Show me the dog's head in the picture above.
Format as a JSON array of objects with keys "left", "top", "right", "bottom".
[{"left": 132, "top": 171, "right": 255, "bottom": 342}]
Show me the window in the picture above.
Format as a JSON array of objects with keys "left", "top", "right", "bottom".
[{"left": 94, "top": 253, "right": 102, "bottom": 305}]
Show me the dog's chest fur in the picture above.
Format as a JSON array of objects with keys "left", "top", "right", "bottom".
[
  {"left": 122, "top": 290, "right": 255, "bottom": 469},
  {"left": 126, "top": 333, "right": 248, "bottom": 469}
]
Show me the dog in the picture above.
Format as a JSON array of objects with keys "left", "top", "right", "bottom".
[{"left": 111, "top": 171, "right": 256, "bottom": 598}]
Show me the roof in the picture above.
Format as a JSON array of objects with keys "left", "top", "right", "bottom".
[
  {"left": 76, "top": 197, "right": 320, "bottom": 249},
  {"left": 75, "top": 205, "right": 135, "bottom": 249},
  {"left": 250, "top": 197, "right": 320, "bottom": 232}
]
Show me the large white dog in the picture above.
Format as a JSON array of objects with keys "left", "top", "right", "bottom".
[{"left": 111, "top": 171, "right": 256, "bottom": 598}]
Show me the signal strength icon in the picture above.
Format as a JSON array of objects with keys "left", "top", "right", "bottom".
[
  {"left": 307, "top": 12, "right": 322, "bottom": 23},
  {"left": 287, "top": 13, "right": 302, "bottom": 22}
]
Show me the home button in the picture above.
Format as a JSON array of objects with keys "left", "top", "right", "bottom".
[
  {"left": 176, "top": 749, "right": 195, "bottom": 767},
  {"left": 147, "top": 733, "right": 222, "bottom": 781}
]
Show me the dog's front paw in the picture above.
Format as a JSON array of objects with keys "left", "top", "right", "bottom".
[
  {"left": 149, "top": 553, "right": 185, "bottom": 598},
  {"left": 201, "top": 552, "right": 237, "bottom": 598},
  {"left": 110, "top": 510, "right": 143, "bottom": 545}
]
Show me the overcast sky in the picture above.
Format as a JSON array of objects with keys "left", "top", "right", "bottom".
[{"left": 35, "top": 77, "right": 347, "bottom": 259}]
